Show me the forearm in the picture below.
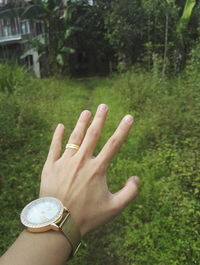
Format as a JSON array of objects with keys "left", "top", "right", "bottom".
[{"left": 0, "top": 230, "right": 71, "bottom": 265}]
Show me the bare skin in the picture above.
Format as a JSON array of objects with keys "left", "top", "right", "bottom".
[{"left": 0, "top": 104, "right": 140, "bottom": 265}]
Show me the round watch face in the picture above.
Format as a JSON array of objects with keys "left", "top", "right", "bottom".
[{"left": 20, "top": 197, "right": 64, "bottom": 229}]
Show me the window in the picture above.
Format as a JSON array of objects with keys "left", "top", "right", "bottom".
[
  {"left": 0, "top": 0, "right": 8, "bottom": 6},
  {"left": 21, "top": 20, "right": 30, "bottom": 35},
  {"left": 3, "top": 25, "right": 12, "bottom": 36},
  {"left": 88, "top": 0, "right": 93, "bottom": 5},
  {"left": 70, "top": 0, "right": 93, "bottom": 5}
]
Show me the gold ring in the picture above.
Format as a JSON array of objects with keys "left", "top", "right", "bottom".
[{"left": 65, "top": 143, "right": 80, "bottom": 150}]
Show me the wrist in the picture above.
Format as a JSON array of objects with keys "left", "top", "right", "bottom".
[
  {"left": 1, "top": 229, "right": 72, "bottom": 265},
  {"left": 20, "top": 197, "right": 82, "bottom": 257}
]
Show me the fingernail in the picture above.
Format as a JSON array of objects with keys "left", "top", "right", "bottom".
[
  {"left": 81, "top": 110, "right": 90, "bottom": 120},
  {"left": 57, "top": 123, "right": 63, "bottom": 129},
  {"left": 124, "top": 115, "right": 133, "bottom": 124},
  {"left": 99, "top": 104, "right": 108, "bottom": 112},
  {"left": 133, "top": 176, "right": 140, "bottom": 185}
]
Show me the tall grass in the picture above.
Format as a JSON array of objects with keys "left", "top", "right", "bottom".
[
  {"left": 0, "top": 63, "right": 26, "bottom": 93},
  {"left": 0, "top": 64, "right": 199, "bottom": 264}
]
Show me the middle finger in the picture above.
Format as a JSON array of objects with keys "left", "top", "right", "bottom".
[{"left": 78, "top": 104, "right": 108, "bottom": 158}]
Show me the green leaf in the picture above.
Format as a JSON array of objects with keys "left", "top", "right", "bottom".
[
  {"left": 22, "top": 4, "right": 48, "bottom": 20},
  {"left": 56, "top": 54, "right": 64, "bottom": 66},
  {"left": 62, "top": 0, "right": 69, "bottom": 6},
  {"left": 64, "top": 26, "right": 80, "bottom": 39},
  {"left": 62, "top": 6, "right": 74, "bottom": 21},
  {"left": 178, "top": 0, "right": 196, "bottom": 31},
  {"left": 0, "top": 7, "right": 25, "bottom": 19},
  {"left": 64, "top": 28, "right": 73, "bottom": 39},
  {"left": 20, "top": 48, "right": 36, "bottom": 59},
  {"left": 60, "top": 47, "right": 75, "bottom": 54}
]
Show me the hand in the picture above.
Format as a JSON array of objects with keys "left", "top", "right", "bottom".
[{"left": 39, "top": 104, "right": 139, "bottom": 237}]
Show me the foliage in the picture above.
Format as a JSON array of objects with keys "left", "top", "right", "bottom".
[
  {"left": 0, "top": 65, "right": 199, "bottom": 264},
  {"left": 0, "top": 0, "right": 200, "bottom": 76},
  {"left": 104, "top": 0, "right": 180, "bottom": 71},
  {"left": 104, "top": 0, "right": 147, "bottom": 68},
  {"left": 0, "top": 0, "right": 79, "bottom": 75},
  {"left": 185, "top": 38, "right": 200, "bottom": 76},
  {"left": 0, "top": 63, "right": 26, "bottom": 93},
  {"left": 102, "top": 0, "right": 200, "bottom": 73},
  {"left": 20, "top": 0, "right": 78, "bottom": 74},
  {"left": 178, "top": 0, "right": 196, "bottom": 32}
]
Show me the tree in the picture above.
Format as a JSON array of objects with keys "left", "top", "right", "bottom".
[
  {"left": 178, "top": 0, "right": 196, "bottom": 34},
  {"left": 104, "top": 0, "right": 147, "bottom": 70},
  {"left": 0, "top": 0, "right": 78, "bottom": 75},
  {"left": 70, "top": 0, "right": 114, "bottom": 75},
  {"left": 104, "top": 0, "right": 180, "bottom": 72},
  {"left": 175, "top": 0, "right": 199, "bottom": 70}
]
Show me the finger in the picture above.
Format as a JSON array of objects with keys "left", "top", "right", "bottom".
[
  {"left": 78, "top": 104, "right": 108, "bottom": 158},
  {"left": 111, "top": 176, "right": 140, "bottom": 212},
  {"left": 47, "top": 123, "right": 65, "bottom": 162},
  {"left": 97, "top": 114, "right": 133, "bottom": 170},
  {"left": 63, "top": 110, "right": 91, "bottom": 158}
]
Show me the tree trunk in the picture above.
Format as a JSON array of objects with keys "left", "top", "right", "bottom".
[{"left": 162, "top": 12, "right": 169, "bottom": 76}]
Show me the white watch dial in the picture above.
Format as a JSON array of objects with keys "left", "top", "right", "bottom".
[{"left": 20, "top": 197, "right": 64, "bottom": 228}]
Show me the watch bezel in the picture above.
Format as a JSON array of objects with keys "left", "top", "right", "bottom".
[{"left": 20, "top": 197, "right": 64, "bottom": 229}]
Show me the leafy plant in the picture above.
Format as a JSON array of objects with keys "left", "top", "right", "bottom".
[
  {"left": 0, "top": 0, "right": 79, "bottom": 75},
  {"left": 178, "top": 0, "right": 196, "bottom": 33},
  {"left": 0, "top": 63, "right": 26, "bottom": 93}
]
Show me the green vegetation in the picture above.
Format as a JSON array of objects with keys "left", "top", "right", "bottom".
[
  {"left": 0, "top": 60, "right": 199, "bottom": 264},
  {"left": 0, "top": 0, "right": 77, "bottom": 75},
  {"left": 1, "top": 0, "right": 200, "bottom": 76},
  {"left": 1, "top": 1, "right": 199, "bottom": 264}
]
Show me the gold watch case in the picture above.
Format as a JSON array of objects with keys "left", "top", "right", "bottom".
[
  {"left": 20, "top": 197, "right": 81, "bottom": 256},
  {"left": 20, "top": 197, "right": 65, "bottom": 232}
]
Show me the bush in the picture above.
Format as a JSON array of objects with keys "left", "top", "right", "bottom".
[
  {"left": 0, "top": 63, "right": 26, "bottom": 93},
  {"left": 185, "top": 40, "right": 200, "bottom": 79}
]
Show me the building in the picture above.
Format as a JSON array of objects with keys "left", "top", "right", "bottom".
[
  {"left": 0, "top": 0, "right": 109, "bottom": 77},
  {"left": 0, "top": 0, "right": 41, "bottom": 77}
]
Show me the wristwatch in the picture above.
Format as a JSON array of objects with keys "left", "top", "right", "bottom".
[{"left": 20, "top": 197, "right": 81, "bottom": 256}]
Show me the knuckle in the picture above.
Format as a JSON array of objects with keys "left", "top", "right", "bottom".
[
  {"left": 90, "top": 167, "right": 99, "bottom": 178},
  {"left": 97, "top": 157, "right": 107, "bottom": 172},
  {"left": 89, "top": 160, "right": 103, "bottom": 178},
  {"left": 53, "top": 131, "right": 61, "bottom": 141},
  {"left": 70, "top": 129, "right": 83, "bottom": 142},
  {"left": 74, "top": 152, "right": 86, "bottom": 167},
  {"left": 88, "top": 126, "right": 99, "bottom": 138},
  {"left": 49, "top": 145, "right": 56, "bottom": 156},
  {"left": 110, "top": 196, "right": 123, "bottom": 213},
  {"left": 51, "top": 134, "right": 61, "bottom": 145},
  {"left": 93, "top": 164, "right": 102, "bottom": 175},
  {"left": 51, "top": 141, "right": 60, "bottom": 151},
  {"left": 109, "top": 136, "right": 120, "bottom": 150}
]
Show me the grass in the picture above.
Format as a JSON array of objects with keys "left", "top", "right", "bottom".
[{"left": 0, "top": 68, "right": 199, "bottom": 264}]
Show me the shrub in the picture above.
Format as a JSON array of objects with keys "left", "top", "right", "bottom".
[{"left": 0, "top": 63, "right": 26, "bottom": 93}]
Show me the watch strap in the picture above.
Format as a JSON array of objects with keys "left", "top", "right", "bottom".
[{"left": 60, "top": 211, "right": 81, "bottom": 256}]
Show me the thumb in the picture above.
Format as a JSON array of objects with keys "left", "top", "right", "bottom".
[{"left": 112, "top": 176, "right": 140, "bottom": 211}]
